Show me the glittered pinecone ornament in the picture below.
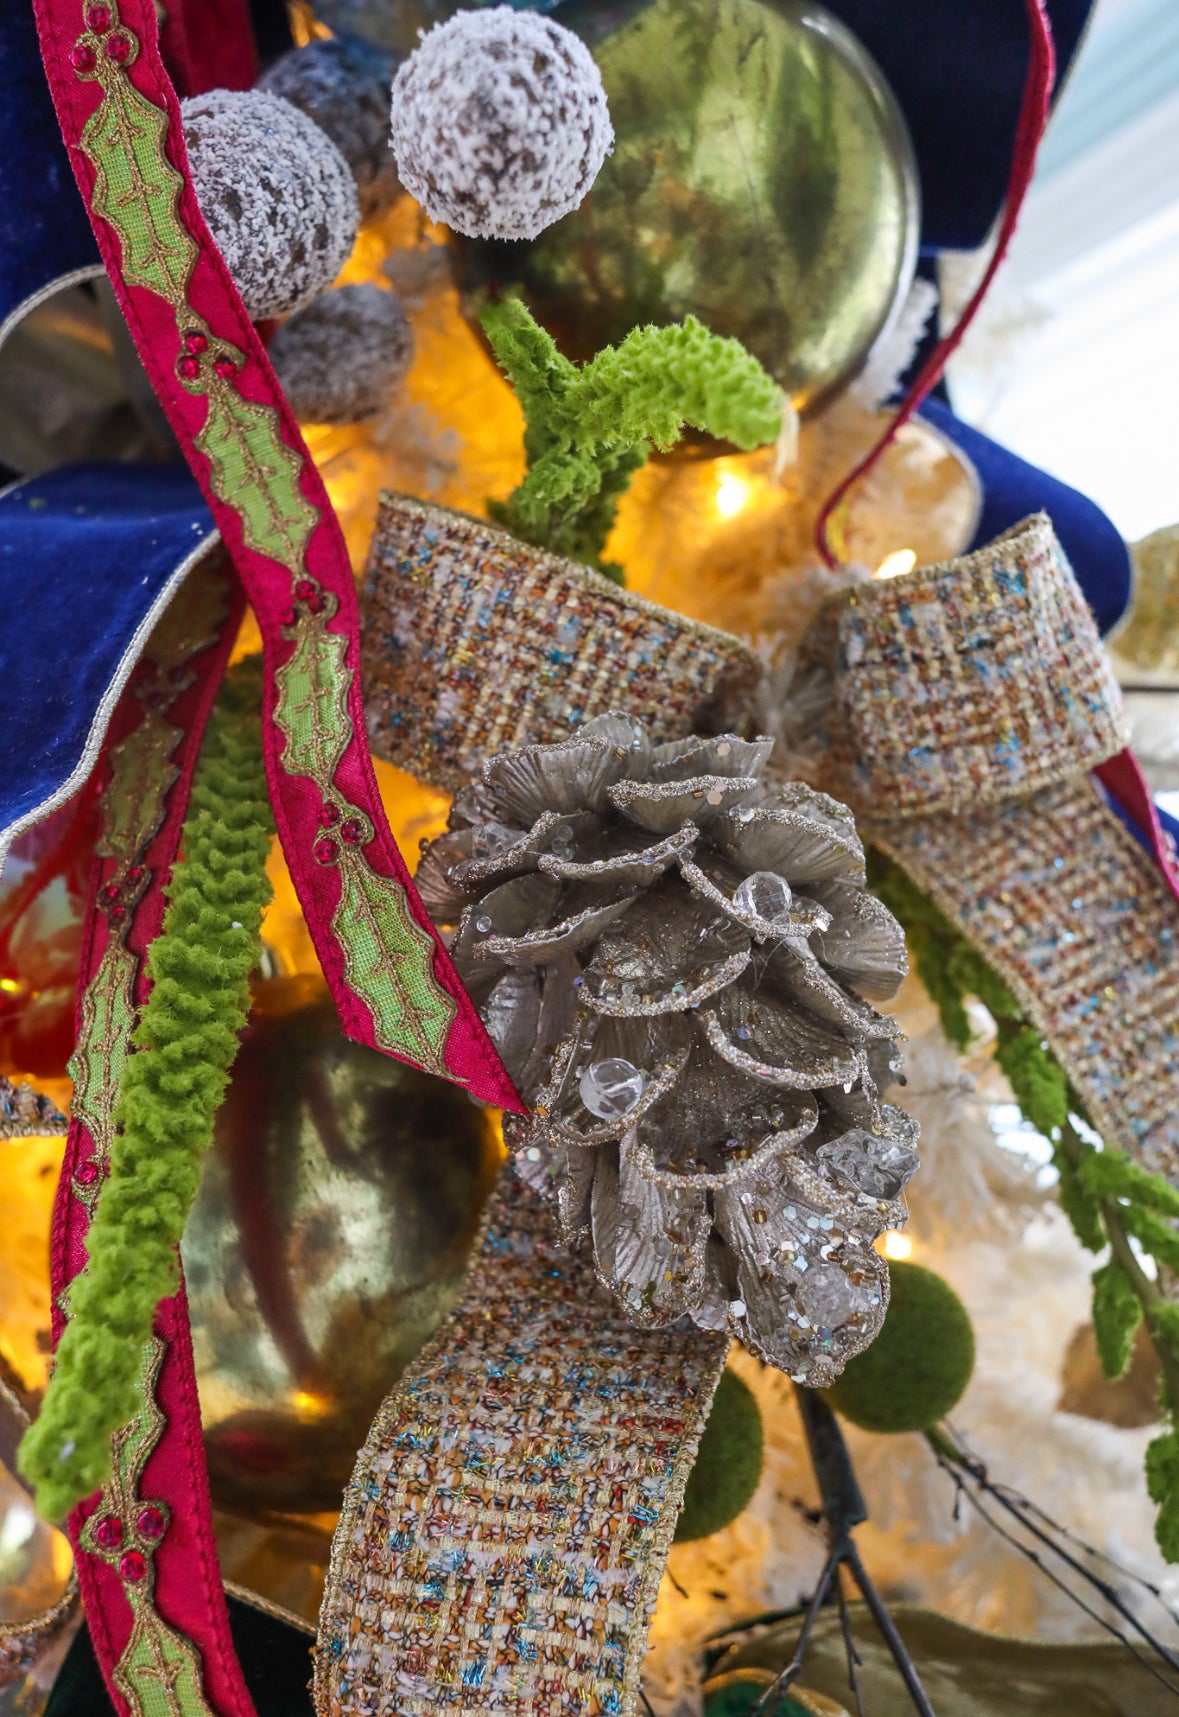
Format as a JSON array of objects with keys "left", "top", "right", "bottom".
[{"left": 420, "top": 715, "right": 918, "bottom": 1384}]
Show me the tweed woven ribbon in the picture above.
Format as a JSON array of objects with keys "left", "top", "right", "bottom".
[
  {"left": 799, "top": 513, "right": 1179, "bottom": 1178},
  {"left": 315, "top": 1173, "right": 727, "bottom": 1717},
  {"left": 317, "top": 505, "right": 753, "bottom": 1716},
  {"left": 361, "top": 495, "right": 762, "bottom": 791}
]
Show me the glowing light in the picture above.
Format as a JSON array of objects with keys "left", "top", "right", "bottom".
[
  {"left": 875, "top": 548, "right": 917, "bottom": 580},
  {"left": 878, "top": 1230, "right": 913, "bottom": 1261},
  {"left": 292, "top": 1390, "right": 330, "bottom": 1420},
  {"left": 715, "top": 473, "right": 752, "bottom": 519},
  {"left": 0, "top": 1503, "right": 35, "bottom": 1557},
  {"left": 0, "top": 976, "right": 25, "bottom": 994}
]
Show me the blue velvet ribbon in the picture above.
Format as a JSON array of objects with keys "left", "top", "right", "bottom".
[
  {"left": 919, "top": 396, "right": 1131, "bottom": 637},
  {"left": 0, "top": 6, "right": 98, "bottom": 342},
  {"left": 0, "top": 464, "right": 216, "bottom": 869},
  {"left": 828, "top": 0, "right": 1095, "bottom": 252}
]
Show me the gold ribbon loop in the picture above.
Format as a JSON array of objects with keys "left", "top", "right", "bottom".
[
  {"left": 360, "top": 495, "right": 761, "bottom": 791},
  {"left": 799, "top": 514, "right": 1179, "bottom": 1178},
  {"left": 815, "top": 515, "right": 1127, "bottom": 817}
]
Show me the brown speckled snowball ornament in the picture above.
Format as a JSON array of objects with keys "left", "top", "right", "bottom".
[
  {"left": 269, "top": 284, "right": 414, "bottom": 424},
  {"left": 259, "top": 36, "right": 402, "bottom": 221},
  {"left": 180, "top": 89, "right": 360, "bottom": 320},
  {"left": 388, "top": 6, "right": 613, "bottom": 241}
]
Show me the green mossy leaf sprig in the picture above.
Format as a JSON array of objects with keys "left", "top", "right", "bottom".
[
  {"left": 480, "top": 297, "right": 786, "bottom": 582},
  {"left": 20, "top": 659, "right": 274, "bottom": 1521},
  {"left": 868, "top": 847, "right": 1179, "bottom": 1561}
]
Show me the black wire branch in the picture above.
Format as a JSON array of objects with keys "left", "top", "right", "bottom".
[
  {"left": 702, "top": 1400, "right": 1179, "bottom": 1717},
  {"left": 748, "top": 1388, "right": 937, "bottom": 1716},
  {"left": 930, "top": 1427, "right": 1179, "bottom": 1697},
  {"left": 834, "top": 1563, "right": 866, "bottom": 1717}
]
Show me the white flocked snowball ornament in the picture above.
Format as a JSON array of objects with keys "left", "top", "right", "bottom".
[
  {"left": 269, "top": 283, "right": 414, "bottom": 424},
  {"left": 259, "top": 36, "right": 402, "bottom": 221},
  {"left": 180, "top": 89, "right": 360, "bottom": 320},
  {"left": 388, "top": 7, "right": 613, "bottom": 242}
]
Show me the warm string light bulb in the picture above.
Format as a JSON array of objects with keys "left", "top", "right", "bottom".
[
  {"left": 715, "top": 472, "right": 752, "bottom": 519},
  {"left": 878, "top": 1230, "right": 913, "bottom": 1261},
  {"left": 875, "top": 548, "right": 917, "bottom": 580}
]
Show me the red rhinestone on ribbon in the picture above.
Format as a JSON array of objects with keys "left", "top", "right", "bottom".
[
  {"left": 95, "top": 1516, "right": 123, "bottom": 1551},
  {"left": 137, "top": 1506, "right": 166, "bottom": 1541}
]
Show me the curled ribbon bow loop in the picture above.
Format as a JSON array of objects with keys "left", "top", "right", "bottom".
[
  {"left": 799, "top": 514, "right": 1179, "bottom": 1180},
  {"left": 814, "top": 515, "right": 1128, "bottom": 818}
]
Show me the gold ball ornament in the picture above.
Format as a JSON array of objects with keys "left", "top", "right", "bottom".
[
  {"left": 182, "top": 979, "right": 500, "bottom": 1516},
  {"left": 452, "top": 0, "right": 919, "bottom": 418}
]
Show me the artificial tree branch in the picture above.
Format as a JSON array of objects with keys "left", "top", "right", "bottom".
[{"left": 1055, "top": 1116, "right": 1179, "bottom": 1413}]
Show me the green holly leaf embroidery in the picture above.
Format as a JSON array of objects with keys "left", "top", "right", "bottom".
[
  {"left": 97, "top": 709, "right": 182, "bottom": 862},
  {"left": 273, "top": 613, "right": 353, "bottom": 785},
  {"left": 334, "top": 857, "right": 456, "bottom": 1076},
  {"left": 115, "top": 1612, "right": 216, "bottom": 1717},
  {"left": 81, "top": 78, "right": 197, "bottom": 304},
  {"left": 85, "top": 1342, "right": 217, "bottom": 1717},
  {"left": 105, "top": 1339, "right": 167, "bottom": 1510},
  {"left": 194, "top": 385, "right": 317, "bottom": 569},
  {"left": 68, "top": 938, "right": 137, "bottom": 1174}
]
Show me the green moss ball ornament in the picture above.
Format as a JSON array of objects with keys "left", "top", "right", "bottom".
[
  {"left": 675, "top": 1370, "right": 764, "bottom": 1543},
  {"left": 827, "top": 1261, "right": 975, "bottom": 1434}
]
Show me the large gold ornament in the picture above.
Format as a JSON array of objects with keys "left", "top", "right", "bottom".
[
  {"left": 452, "top": 0, "right": 918, "bottom": 418},
  {"left": 182, "top": 979, "right": 500, "bottom": 1516}
]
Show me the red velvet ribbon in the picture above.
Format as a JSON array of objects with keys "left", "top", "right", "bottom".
[
  {"left": 158, "top": 0, "right": 257, "bottom": 99},
  {"left": 1096, "top": 751, "right": 1179, "bottom": 906},
  {"left": 31, "top": 0, "right": 520, "bottom": 1114},
  {"left": 52, "top": 585, "right": 257, "bottom": 1717}
]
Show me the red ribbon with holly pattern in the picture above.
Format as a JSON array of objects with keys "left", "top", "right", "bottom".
[{"left": 31, "top": 0, "right": 520, "bottom": 1115}]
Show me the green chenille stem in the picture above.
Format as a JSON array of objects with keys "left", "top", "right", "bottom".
[
  {"left": 480, "top": 297, "right": 784, "bottom": 581},
  {"left": 20, "top": 659, "right": 273, "bottom": 1520},
  {"left": 868, "top": 845, "right": 1179, "bottom": 1560}
]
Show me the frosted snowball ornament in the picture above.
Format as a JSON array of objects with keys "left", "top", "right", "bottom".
[
  {"left": 260, "top": 36, "right": 403, "bottom": 220},
  {"left": 388, "top": 7, "right": 613, "bottom": 241},
  {"left": 180, "top": 89, "right": 360, "bottom": 319},
  {"left": 269, "top": 284, "right": 414, "bottom": 424}
]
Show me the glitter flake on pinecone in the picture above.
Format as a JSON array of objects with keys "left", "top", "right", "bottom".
[{"left": 419, "top": 715, "right": 918, "bottom": 1385}]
